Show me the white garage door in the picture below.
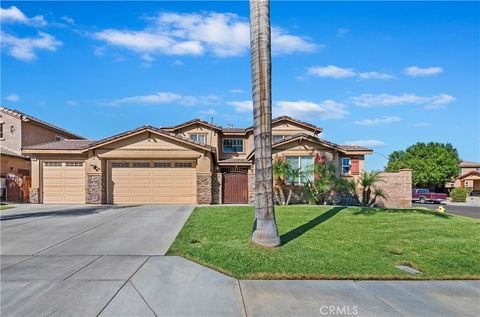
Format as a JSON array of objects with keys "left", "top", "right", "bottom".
[
  {"left": 43, "top": 161, "right": 85, "bottom": 204},
  {"left": 110, "top": 161, "right": 196, "bottom": 204}
]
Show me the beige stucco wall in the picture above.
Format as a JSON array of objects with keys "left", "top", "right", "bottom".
[
  {"left": 21, "top": 121, "right": 78, "bottom": 148},
  {"left": 0, "top": 112, "right": 22, "bottom": 152},
  {"left": 0, "top": 155, "right": 30, "bottom": 175}
]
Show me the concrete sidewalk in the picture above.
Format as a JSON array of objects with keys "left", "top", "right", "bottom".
[{"left": 2, "top": 255, "right": 479, "bottom": 317}]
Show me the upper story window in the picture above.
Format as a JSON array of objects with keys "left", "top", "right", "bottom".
[
  {"left": 0, "top": 123, "right": 3, "bottom": 139},
  {"left": 55, "top": 136, "right": 65, "bottom": 141},
  {"left": 273, "top": 135, "right": 289, "bottom": 142},
  {"left": 223, "top": 138, "right": 244, "bottom": 153},
  {"left": 286, "top": 156, "right": 314, "bottom": 184},
  {"left": 189, "top": 134, "right": 206, "bottom": 144},
  {"left": 342, "top": 158, "right": 351, "bottom": 174}
]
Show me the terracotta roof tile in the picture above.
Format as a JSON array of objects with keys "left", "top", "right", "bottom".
[{"left": 460, "top": 161, "right": 480, "bottom": 168}]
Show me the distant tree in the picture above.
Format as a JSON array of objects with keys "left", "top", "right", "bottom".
[{"left": 385, "top": 142, "right": 460, "bottom": 188}]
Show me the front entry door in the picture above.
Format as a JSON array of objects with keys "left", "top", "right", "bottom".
[{"left": 223, "top": 169, "right": 248, "bottom": 204}]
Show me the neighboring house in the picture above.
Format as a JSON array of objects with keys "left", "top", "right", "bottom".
[
  {"left": 23, "top": 116, "right": 372, "bottom": 205},
  {"left": 445, "top": 161, "right": 480, "bottom": 195},
  {"left": 0, "top": 106, "right": 84, "bottom": 201}
]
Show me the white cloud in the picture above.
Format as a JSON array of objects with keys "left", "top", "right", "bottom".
[
  {"left": 308, "top": 65, "right": 394, "bottom": 80},
  {"left": 354, "top": 116, "right": 402, "bottom": 126},
  {"left": 229, "top": 89, "right": 244, "bottom": 94},
  {"left": 307, "top": 65, "right": 356, "bottom": 79},
  {"left": 358, "top": 72, "right": 395, "bottom": 80},
  {"left": 227, "top": 100, "right": 253, "bottom": 112},
  {"left": 273, "top": 100, "right": 348, "bottom": 120},
  {"left": 199, "top": 108, "right": 218, "bottom": 115},
  {"left": 66, "top": 100, "right": 78, "bottom": 106},
  {"left": 105, "top": 92, "right": 221, "bottom": 106},
  {"left": 94, "top": 11, "right": 318, "bottom": 60},
  {"left": 344, "top": 139, "right": 387, "bottom": 147},
  {"left": 413, "top": 122, "right": 431, "bottom": 128},
  {"left": 61, "top": 16, "right": 75, "bottom": 25},
  {"left": 1, "top": 31, "right": 62, "bottom": 61},
  {"left": 404, "top": 66, "right": 443, "bottom": 77},
  {"left": 0, "top": 6, "right": 46, "bottom": 26},
  {"left": 5, "top": 93, "right": 20, "bottom": 102},
  {"left": 170, "top": 59, "right": 184, "bottom": 67},
  {"left": 350, "top": 93, "right": 455, "bottom": 109}
]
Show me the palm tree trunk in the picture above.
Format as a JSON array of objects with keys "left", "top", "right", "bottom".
[{"left": 250, "top": 0, "right": 280, "bottom": 247}]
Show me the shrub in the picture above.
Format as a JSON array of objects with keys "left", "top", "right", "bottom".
[{"left": 450, "top": 187, "right": 470, "bottom": 202}]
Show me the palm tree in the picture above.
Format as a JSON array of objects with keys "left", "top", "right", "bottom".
[
  {"left": 250, "top": 0, "right": 280, "bottom": 247},
  {"left": 344, "top": 171, "right": 387, "bottom": 207}
]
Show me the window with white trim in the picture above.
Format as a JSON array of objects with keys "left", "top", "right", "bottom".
[
  {"left": 45, "top": 162, "right": 62, "bottom": 167},
  {"left": 66, "top": 162, "right": 83, "bottom": 167},
  {"left": 154, "top": 162, "right": 171, "bottom": 168},
  {"left": 223, "top": 138, "right": 244, "bottom": 153},
  {"left": 286, "top": 156, "right": 313, "bottom": 184},
  {"left": 133, "top": 162, "right": 150, "bottom": 168},
  {"left": 342, "top": 158, "right": 351, "bottom": 174},
  {"left": 174, "top": 162, "right": 193, "bottom": 168},
  {"left": 112, "top": 162, "right": 129, "bottom": 168},
  {"left": 189, "top": 134, "right": 206, "bottom": 144}
]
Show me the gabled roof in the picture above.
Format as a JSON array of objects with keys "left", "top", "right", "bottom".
[
  {"left": 246, "top": 133, "right": 371, "bottom": 160},
  {"left": 460, "top": 161, "right": 480, "bottom": 168},
  {"left": 161, "top": 119, "right": 223, "bottom": 132},
  {"left": 1, "top": 106, "right": 84, "bottom": 139},
  {"left": 1, "top": 146, "right": 29, "bottom": 159},
  {"left": 23, "top": 140, "right": 96, "bottom": 151},
  {"left": 245, "top": 116, "right": 323, "bottom": 134},
  {"left": 457, "top": 170, "right": 480, "bottom": 180},
  {"left": 79, "top": 125, "right": 215, "bottom": 152}
]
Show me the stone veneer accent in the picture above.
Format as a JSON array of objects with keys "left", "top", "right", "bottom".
[
  {"left": 248, "top": 173, "right": 256, "bottom": 204},
  {"left": 86, "top": 174, "right": 103, "bottom": 204},
  {"left": 376, "top": 169, "right": 412, "bottom": 208},
  {"left": 197, "top": 174, "right": 212, "bottom": 204},
  {"left": 211, "top": 173, "right": 222, "bottom": 204},
  {"left": 29, "top": 187, "right": 39, "bottom": 203}
]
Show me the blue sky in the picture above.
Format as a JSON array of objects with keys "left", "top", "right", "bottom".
[{"left": 2, "top": 1, "right": 479, "bottom": 170}]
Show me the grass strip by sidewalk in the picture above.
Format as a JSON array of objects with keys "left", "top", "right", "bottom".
[{"left": 167, "top": 205, "right": 480, "bottom": 280}]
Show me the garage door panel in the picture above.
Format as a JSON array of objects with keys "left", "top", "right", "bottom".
[
  {"left": 43, "top": 162, "right": 85, "bottom": 204},
  {"left": 111, "top": 161, "right": 196, "bottom": 204}
]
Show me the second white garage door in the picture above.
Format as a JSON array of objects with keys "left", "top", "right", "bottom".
[{"left": 110, "top": 161, "right": 197, "bottom": 204}]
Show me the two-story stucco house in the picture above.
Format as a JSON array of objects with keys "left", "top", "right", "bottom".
[
  {"left": 445, "top": 161, "right": 480, "bottom": 195},
  {"left": 23, "top": 116, "right": 372, "bottom": 205},
  {"left": 0, "top": 106, "right": 83, "bottom": 201}
]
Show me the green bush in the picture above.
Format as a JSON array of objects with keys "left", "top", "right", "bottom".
[{"left": 450, "top": 187, "right": 470, "bottom": 202}]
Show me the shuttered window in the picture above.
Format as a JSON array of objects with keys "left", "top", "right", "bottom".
[{"left": 351, "top": 159, "right": 359, "bottom": 175}]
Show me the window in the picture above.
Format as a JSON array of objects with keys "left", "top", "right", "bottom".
[
  {"left": 0, "top": 123, "right": 3, "bottom": 139},
  {"left": 286, "top": 156, "right": 313, "bottom": 184},
  {"left": 417, "top": 189, "right": 429, "bottom": 194},
  {"left": 223, "top": 139, "right": 244, "bottom": 153},
  {"left": 342, "top": 158, "right": 351, "bottom": 174},
  {"left": 174, "top": 162, "right": 192, "bottom": 168},
  {"left": 273, "top": 135, "right": 289, "bottom": 142},
  {"left": 133, "top": 162, "right": 150, "bottom": 168},
  {"left": 66, "top": 162, "right": 83, "bottom": 167},
  {"left": 189, "top": 134, "right": 206, "bottom": 144},
  {"left": 154, "top": 162, "right": 171, "bottom": 168},
  {"left": 112, "top": 162, "right": 129, "bottom": 168},
  {"left": 45, "top": 162, "right": 62, "bottom": 167},
  {"left": 351, "top": 159, "right": 360, "bottom": 175},
  {"left": 55, "top": 136, "right": 65, "bottom": 141}
]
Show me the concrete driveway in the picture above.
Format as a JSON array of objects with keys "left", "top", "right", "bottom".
[{"left": 2, "top": 204, "right": 479, "bottom": 317}]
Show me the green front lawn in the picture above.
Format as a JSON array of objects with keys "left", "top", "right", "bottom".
[
  {"left": 167, "top": 205, "right": 480, "bottom": 280},
  {"left": 0, "top": 204, "right": 15, "bottom": 211}
]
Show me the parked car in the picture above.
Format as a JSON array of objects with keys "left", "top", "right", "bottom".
[{"left": 412, "top": 189, "right": 448, "bottom": 204}]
